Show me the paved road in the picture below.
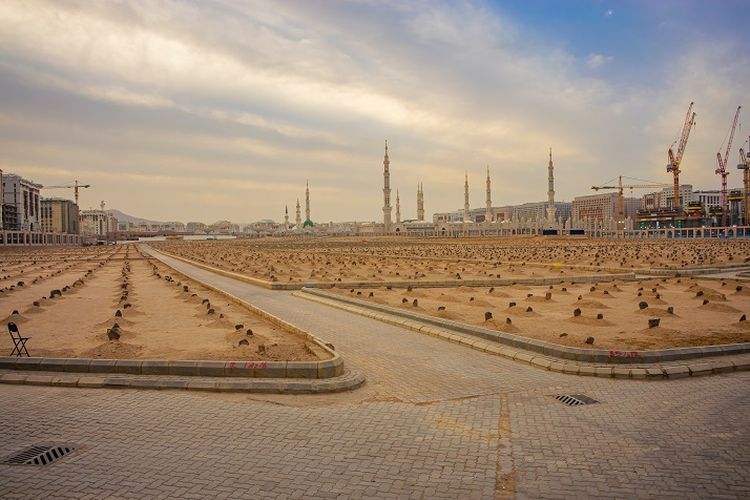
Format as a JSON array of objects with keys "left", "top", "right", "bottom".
[{"left": 0, "top": 248, "right": 748, "bottom": 499}]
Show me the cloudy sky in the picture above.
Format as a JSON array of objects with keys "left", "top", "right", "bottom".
[{"left": 1, "top": 0, "right": 748, "bottom": 223}]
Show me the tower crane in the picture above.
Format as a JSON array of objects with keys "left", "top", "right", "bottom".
[
  {"left": 667, "top": 102, "right": 697, "bottom": 215},
  {"left": 716, "top": 106, "right": 741, "bottom": 226},
  {"left": 739, "top": 137, "right": 750, "bottom": 226},
  {"left": 41, "top": 180, "right": 90, "bottom": 205},
  {"left": 592, "top": 176, "right": 670, "bottom": 229}
]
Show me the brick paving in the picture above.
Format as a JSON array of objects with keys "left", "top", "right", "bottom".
[{"left": 0, "top": 248, "right": 747, "bottom": 499}]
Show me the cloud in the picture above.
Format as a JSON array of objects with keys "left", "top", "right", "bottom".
[
  {"left": 0, "top": 0, "right": 747, "bottom": 223},
  {"left": 605, "top": 9, "right": 614, "bottom": 17},
  {"left": 586, "top": 53, "right": 614, "bottom": 69}
]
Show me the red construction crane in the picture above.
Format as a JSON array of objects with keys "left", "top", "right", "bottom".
[
  {"left": 716, "top": 106, "right": 741, "bottom": 226},
  {"left": 739, "top": 137, "right": 750, "bottom": 226},
  {"left": 42, "top": 180, "right": 90, "bottom": 206},
  {"left": 667, "top": 102, "right": 697, "bottom": 214}
]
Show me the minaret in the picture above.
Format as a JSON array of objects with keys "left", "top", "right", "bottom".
[
  {"left": 463, "top": 172, "right": 470, "bottom": 222},
  {"left": 382, "top": 140, "right": 392, "bottom": 233},
  {"left": 395, "top": 190, "right": 401, "bottom": 223},
  {"left": 284, "top": 205, "right": 289, "bottom": 229},
  {"left": 305, "top": 180, "right": 311, "bottom": 222},
  {"left": 295, "top": 198, "right": 301, "bottom": 229},
  {"left": 417, "top": 183, "right": 424, "bottom": 221},
  {"left": 485, "top": 166, "right": 492, "bottom": 223},
  {"left": 547, "top": 148, "right": 556, "bottom": 224}
]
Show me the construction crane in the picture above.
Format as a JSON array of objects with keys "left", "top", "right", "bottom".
[
  {"left": 667, "top": 102, "right": 697, "bottom": 215},
  {"left": 739, "top": 137, "right": 750, "bottom": 226},
  {"left": 715, "top": 106, "right": 741, "bottom": 226},
  {"left": 592, "top": 176, "right": 670, "bottom": 228},
  {"left": 42, "top": 180, "right": 91, "bottom": 205}
]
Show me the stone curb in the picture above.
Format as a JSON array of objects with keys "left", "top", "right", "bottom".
[
  {"left": 0, "top": 356, "right": 340, "bottom": 379},
  {"left": 146, "top": 247, "right": 637, "bottom": 290},
  {"left": 299, "top": 288, "right": 750, "bottom": 364},
  {"left": 294, "top": 290, "right": 750, "bottom": 380},
  {"left": 0, "top": 368, "right": 366, "bottom": 394},
  {"left": 140, "top": 246, "right": 345, "bottom": 379}
]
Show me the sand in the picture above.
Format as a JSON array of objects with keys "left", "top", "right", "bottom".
[
  {"left": 151, "top": 238, "right": 629, "bottom": 285},
  {"left": 334, "top": 277, "right": 750, "bottom": 350},
  {"left": 0, "top": 245, "right": 327, "bottom": 361}
]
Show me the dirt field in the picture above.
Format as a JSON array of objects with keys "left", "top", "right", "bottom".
[
  {"left": 332, "top": 277, "right": 750, "bottom": 350},
  {"left": 0, "top": 245, "right": 326, "bottom": 361},
  {"left": 150, "top": 238, "right": 638, "bottom": 284}
]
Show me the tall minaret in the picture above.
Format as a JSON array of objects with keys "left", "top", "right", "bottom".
[
  {"left": 284, "top": 205, "right": 289, "bottom": 229},
  {"left": 305, "top": 180, "right": 311, "bottom": 222},
  {"left": 463, "top": 172, "right": 470, "bottom": 222},
  {"left": 295, "top": 198, "right": 301, "bottom": 228},
  {"left": 395, "top": 189, "right": 401, "bottom": 223},
  {"left": 382, "top": 140, "right": 392, "bottom": 233},
  {"left": 417, "top": 183, "right": 424, "bottom": 221},
  {"left": 547, "top": 148, "right": 556, "bottom": 224},
  {"left": 485, "top": 166, "right": 492, "bottom": 223}
]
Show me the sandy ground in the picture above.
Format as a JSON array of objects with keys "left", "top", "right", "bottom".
[
  {"left": 333, "top": 277, "right": 750, "bottom": 350},
  {"left": 0, "top": 245, "right": 326, "bottom": 361},
  {"left": 151, "top": 239, "right": 623, "bottom": 284}
]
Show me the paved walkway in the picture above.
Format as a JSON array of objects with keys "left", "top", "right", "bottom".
[{"left": 0, "top": 247, "right": 748, "bottom": 499}]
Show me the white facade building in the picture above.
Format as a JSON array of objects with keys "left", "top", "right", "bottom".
[{"left": 2, "top": 173, "right": 42, "bottom": 231}]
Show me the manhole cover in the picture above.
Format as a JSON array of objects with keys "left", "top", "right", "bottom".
[
  {"left": 1, "top": 445, "right": 76, "bottom": 465},
  {"left": 554, "top": 394, "right": 598, "bottom": 406}
]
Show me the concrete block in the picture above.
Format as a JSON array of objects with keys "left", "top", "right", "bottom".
[
  {"left": 0, "top": 357, "right": 18, "bottom": 370},
  {"left": 578, "top": 365, "right": 596, "bottom": 377},
  {"left": 594, "top": 366, "right": 614, "bottom": 378},
  {"left": 561, "top": 364, "right": 580, "bottom": 376},
  {"left": 629, "top": 368, "right": 649, "bottom": 380},
  {"left": 36, "top": 358, "right": 68, "bottom": 372},
  {"left": 24, "top": 374, "right": 54, "bottom": 385},
  {"left": 687, "top": 363, "right": 713, "bottom": 377},
  {"left": 168, "top": 360, "right": 199, "bottom": 376},
  {"left": 530, "top": 357, "right": 552, "bottom": 370},
  {"left": 88, "top": 359, "right": 117, "bottom": 373},
  {"left": 14, "top": 357, "right": 43, "bottom": 371},
  {"left": 64, "top": 358, "right": 91, "bottom": 373},
  {"left": 141, "top": 360, "right": 170, "bottom": 375},
  {"left": 77, "top": 376, "right": 106, "bottom": 388},
  {"left": 317, "top": 359, "right": 341, "bottom": 379},
  {"left": 612, "top": 367, "right": 631, "bottom": 379},
  {"left": 0, "top": 373, "right": 27, "bottom": 384},
  {"left": 187, "top": 380, "right": 219, "bottom": 391},
  {"left": 254, "top": 361, "right": 287, "bottom": 378},
  {"left": 646, "top": 368, "right": 666, "bottom": 378},
  {"left": 286, "top": 362, "right": 318, "bottom": 379},
  {"left": 115, "top": 359, "right": 143, "bottom": 375},
  {"left": 663, "top": 366, "right": 690, "bottom": 379},
  {"left": 195, "top": 361, "right": 227, "bottom": 377}
]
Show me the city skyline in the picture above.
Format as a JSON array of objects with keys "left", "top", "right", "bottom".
[{"left": 0, "top": 1, "right": 748, "bottom": 222}]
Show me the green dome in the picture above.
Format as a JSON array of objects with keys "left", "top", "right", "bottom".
[{"left": 303, "top": 218, "right": 314, "bottom": 228}]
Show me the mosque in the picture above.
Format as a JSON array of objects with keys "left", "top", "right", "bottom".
[
  {"left": 277, "top": 141, "right": 575, "bottom": 237},
  {"left": 375, "top": 141, "right": 571, "bottom": 237}
]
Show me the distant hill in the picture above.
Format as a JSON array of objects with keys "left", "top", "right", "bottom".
[{"left": 106, "top": 209, "right": 179, "bottom": 226}]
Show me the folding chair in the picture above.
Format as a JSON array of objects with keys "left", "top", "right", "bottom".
[{"left": 7, "top": 322, "right": 31, "bottom": 357}]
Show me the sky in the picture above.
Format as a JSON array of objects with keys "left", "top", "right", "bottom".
[{"left": 0, "top": 0, "right": 749, "bottom": 224}]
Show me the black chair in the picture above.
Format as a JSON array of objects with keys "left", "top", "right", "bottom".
[{"left": 7, "top": 322, "right": 31, "bottom": 357}]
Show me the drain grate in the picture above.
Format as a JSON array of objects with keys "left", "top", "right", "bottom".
[
  {"left": 2, "top": 445, "right": 76, "bottom": 465},
  {"left": 555, "top": 394, "right": 598, "bottom": 406}
]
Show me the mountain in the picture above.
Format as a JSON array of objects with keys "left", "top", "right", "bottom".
[{"left": 106, "top": 209, "right": 180, "bottom": 226}]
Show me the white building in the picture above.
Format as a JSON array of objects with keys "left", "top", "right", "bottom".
[
  {"left": 80, "top": 209, "right": 118, "bottom": 238},
  {"left": 2, "top": 173, "right": 43, "bottom": 231}
]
